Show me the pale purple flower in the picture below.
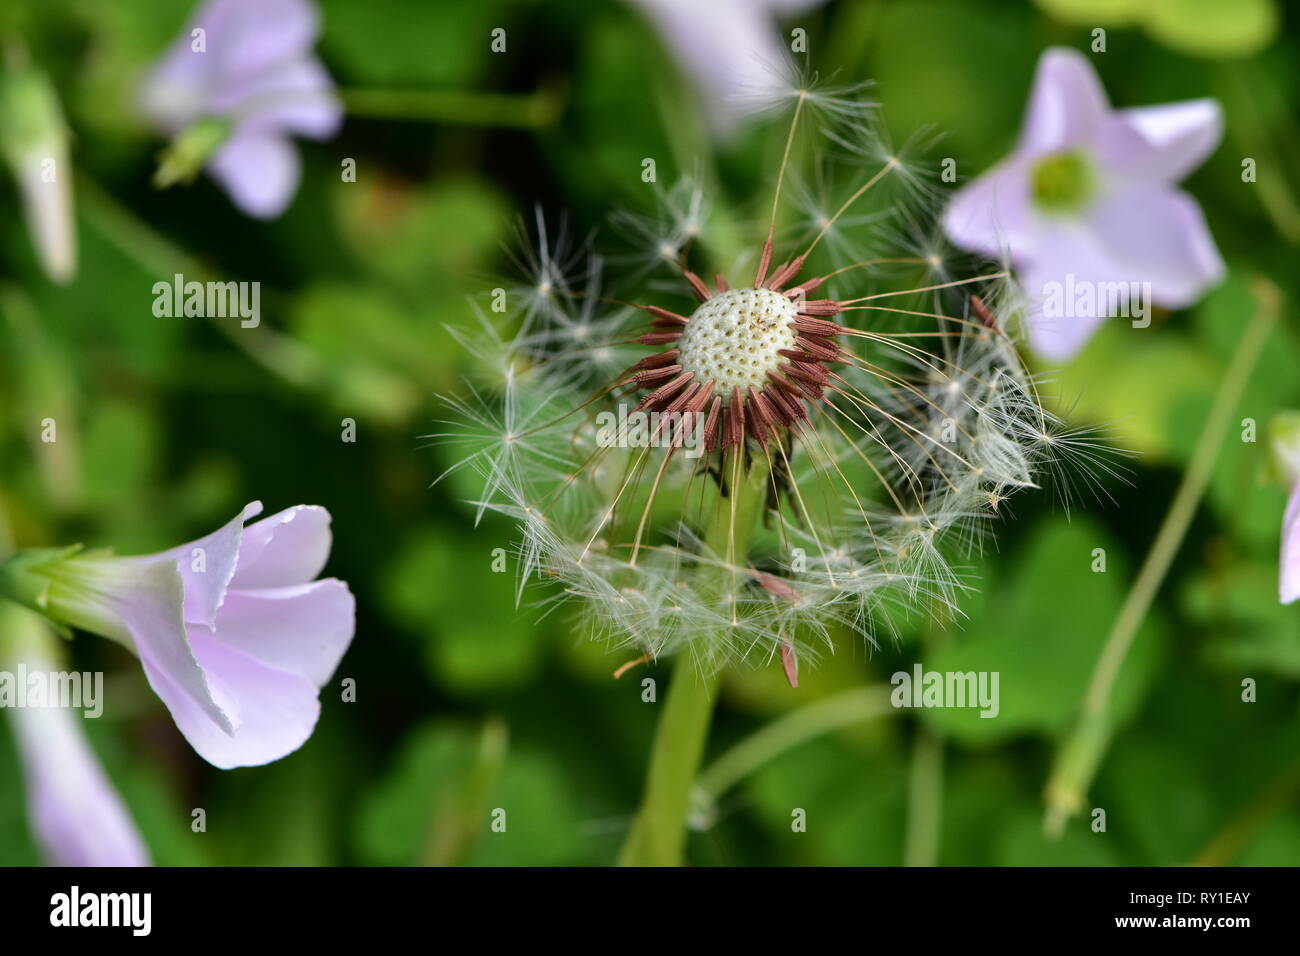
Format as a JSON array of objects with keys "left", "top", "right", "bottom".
[
  {"left": 628, "top": 0, "right": 827, "bottom": 135},
  {"left": 1282, "top": 482, "right": 1300, "bottom": 604},
  {"left": 943, "top": 47, "right": 1225, "bottom": 360},
  {"left": 31, "top": 502, "right": 355, "bottom": 769},
  {"left": 2, "top": 607, "right": 149, "bottom": 866},
  {"left": 139, "top": 0, "right": 341, "bottom": 219},
  {"left": 1276, "top": 420, "right": 1300, "bottom": 604}
]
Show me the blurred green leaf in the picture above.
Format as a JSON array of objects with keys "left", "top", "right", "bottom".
[
  {"left": 1103, "top": 735, "right": 1215, "bottom": 863},
  {"left": 320, "top": 0, "right": 506, "bottom": 86},
  {"left": 745, "top": 735, "right": 907, "bottom": 865},
  {"left": 1036, "top": 0, "right": 1278, "bottom": 59},
  {"left": 356, "top": 719, "right": 585, "bottom": 865},
  {"left": 996, "top": 810, "right": 1121, "bottom": 865},
  {"left": 334, "top": 176, "right": 510, "bottom": 289},
  {"left": 81, "top": 400, "right": 159, "bottom": 510},
  {"left": 1187, "top": 559, "right": 1300, "bottom": 677},
  {"left": 920, "top": 517, "right": 1163, "bottom": 743},
  {"left": 1055, "top": 318, "right": 1218, "bottom": 463},
  {"left": 383, "top": 526, "right": 547, "bottom": 692},
  {"left": 1144, "top": 0, "right": 1278, "bottom": 60}
]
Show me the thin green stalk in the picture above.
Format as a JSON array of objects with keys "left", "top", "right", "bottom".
[
  {"left": 616, "top": 659, "right": 721, "bottom": 867},
  {"left": 422, "top": 717, "right": 508, "bottom": 867},
  {"left": 1044, "top": 277, "right": 1281, "bottom": 837},
  {"left": 903, "top": 723, "right": 944, "bottom": 867},
  {"left": 695, "top": 685, "right": 894, "bottom": 807},
  {"left": 339, "top": 85, "right": 564, "bottom": 129},
  {"left": 617, "top": 455, "right": 769, "bottom": 867},
  {"left": 903, "top": 625, "right": 948, "bottom": 867}
]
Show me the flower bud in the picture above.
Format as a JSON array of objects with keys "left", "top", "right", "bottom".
[{"left": 0, "top": 63, "right": 76, "bottom": 283}]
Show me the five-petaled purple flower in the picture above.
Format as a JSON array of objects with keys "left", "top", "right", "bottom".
[
  {"left": 24, "top": 503, "right": 355, "bottom": 769},
  {"left": 944, "top": 47, "right": 1225, "bottom": 360},
  {"left": 139, "top": 0, "right": 342, "bottom": 219}
]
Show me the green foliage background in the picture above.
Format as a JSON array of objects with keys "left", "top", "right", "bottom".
[{"left": 1, "top": 0, "right": 1298, "bottom": 866}]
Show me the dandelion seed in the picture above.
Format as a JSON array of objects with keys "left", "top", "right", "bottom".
[{"left": 437, "top": 85, "right": 1113, "bottom": 676}]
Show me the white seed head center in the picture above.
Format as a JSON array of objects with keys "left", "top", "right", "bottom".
[{"left": 677, "top": 288, "right": 799, "bottom": 392}]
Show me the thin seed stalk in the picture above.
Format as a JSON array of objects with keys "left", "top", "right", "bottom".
[
  {"left": 1043, "top": 277, "right": 1280, "bottom": 837},
  {"left": 617, "top": 453, "right": 770, "bottom": 866}
]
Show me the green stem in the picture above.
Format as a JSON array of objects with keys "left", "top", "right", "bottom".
[
  {"left": 339, "top": 85, "right": 564, "bottom": 129},
  {"left": 422, "top": 716, "right": 508, "bottom": 866},
  {"left": 617, "top": 454, "right": 769, "bottom": 866},
  {"left": 616, "top": 660, "right": 721, "bottom": 867},
  {"left": 1044, "top": 277, "right": 1281, "bottom": 836},
  {"left": 903, "top": 723, "right": 944, "bottom": 867},
  {"left": 902, "top": 625, "right": 948, "bottom": 866}
]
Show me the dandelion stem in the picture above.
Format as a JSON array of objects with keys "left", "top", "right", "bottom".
[
  {"left": 617, "top": 455, "right": 770, "bottom": 866},
  {"left": 616, "top": 659, "right": 721, "bottom": 867},
  {"left": 1043, "top": 277, "right": 1281, "bottom": 838}
]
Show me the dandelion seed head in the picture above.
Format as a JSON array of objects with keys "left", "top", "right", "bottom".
[
  {"left": 677, "top": 288, "right": 800, "bottom": 392},
  {"left": 435, "top": 73, "right": 1121, "bottom": 676}
]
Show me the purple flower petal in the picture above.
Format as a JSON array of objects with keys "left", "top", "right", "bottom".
[
  {"left": 173, "top": 631, "right": 323, "bottom": 769},
  {"left": 138, "top": 38, "right": 220, "bottom": 134},
  {"left": 204, "top": 0, "right": 321, "bottom": 84},
  {"left": 1017, "top": 47, "right": 1111, "bottom": 155},
  {"left": 206, "top": 130, "right": 301, "bottom": 219},
  {"left": 1282, "top": 482, "right": 1300, "bottom": 604},
  {"left": 11, "top": 701, "right": 151, "bottom": 866},
  {"left": 139, "top": 0, "right": 339, "bottom": 217},
  {"left": 169, "top": 573, "right": 353, "bottom": 768},
  {"left": 1084, "top": 185, "right": 1225, "bottom": 307},
  {"left": 1016, "top": 225, "right": 1115, "bottom": 360},
  {"left": 3, "top": 614, "right": 151, "bottom": 867},
  {"left": 134, "top": 501, "right": 262, "bottom": 628},
  {"left": 206, "top": 580, "right": 354, "bottom": 687},
  {"left": 942, "top": 155, "right": 1034, "bottom": 258},
  {"left": 942, "top": 46, "right": 1224, "bottom": 360},
  {"left": 231, "top": 504, "right": 333, "bottom": 589},
  {"left": 1116, "top": 99, "right": 1223, "bottom": 183},
  {"left": 629, "top": 0, "right": 827, "bottom": 136},
  {"left": 214, "top": 58, "right": 341, "bottom": 140},
  {"left": 37, "top": 501, "right": 355, "bottom": 769},
  {"left": 54, "top": 555, "right": 237, "bottom": 734}
]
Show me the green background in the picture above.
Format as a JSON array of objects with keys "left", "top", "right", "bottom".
[{"left": 1, "top": 0, "right": 1298, "bottom": 866}]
